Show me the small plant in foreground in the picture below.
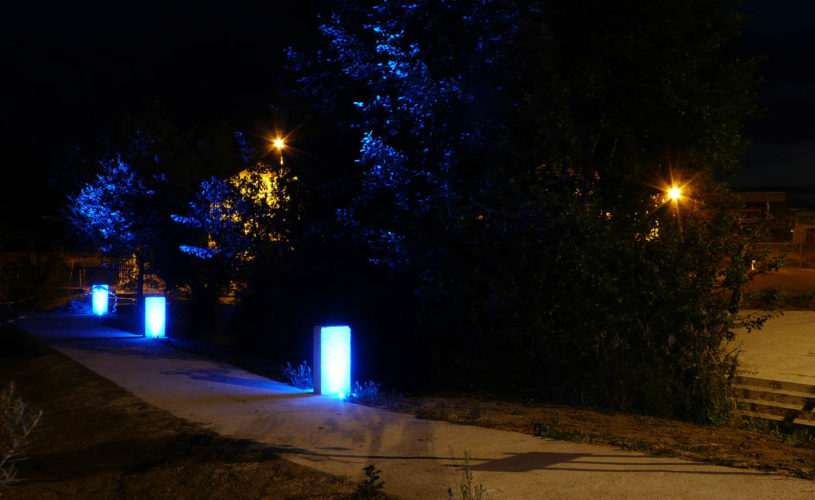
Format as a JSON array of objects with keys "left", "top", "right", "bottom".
[
  {"left": 350, "top": 380, "right": 381, "bottom": 405},
  {"left": 1, "top": 381, "right": 42, "bottom": 486},
  {"left": 353, "top": 463, "right": 385, "bottom": 499},
  {"left": 448, "top": 451, "right": 486, "bottom": 500},
  {"left": 282, "top": 361, "right": 313, "bottom": 390}
]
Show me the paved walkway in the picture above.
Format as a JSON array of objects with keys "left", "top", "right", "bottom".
[
  {"left": 18, "top": 314, "right": 815, "bottom": 499},
  {"left": 734, "top": 310, "right": 815, "bottom": 385}
]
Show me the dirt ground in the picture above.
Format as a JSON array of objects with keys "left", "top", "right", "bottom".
[
  {"left": 0, "top": 326, "right": 361, "bottom": 500},
  {"left": 372, "top": 395, "right": 815, "bottom": 480},
  {"left": 747, "top": 267, "right": 815, "bottom": 296}
]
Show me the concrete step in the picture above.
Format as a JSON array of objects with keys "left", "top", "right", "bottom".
[
  {"left": 734, "top": 385, "right": 815, "bottom": 408},
  {"left": 740, "top": 410, "right": 815, "bottom": 428},
  {"left": 733, "top": 376, "right": 815, "bottom": 395},
  {"left": 739, "top": 399, "right": 815, "bottom": 422}
]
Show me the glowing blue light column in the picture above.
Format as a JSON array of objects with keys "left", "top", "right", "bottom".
[
  {"left": 313, "top": 325, "right": 351, "bottom": 398},
  {"left": 144, "top": 296, "right": 166, "bottom": 338},
  {"left": 92, "top": 285, "right": 109, "bottom": 316}
]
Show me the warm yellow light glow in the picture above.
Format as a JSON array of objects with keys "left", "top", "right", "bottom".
[
  {"left": 273, "top": 138, "right": 285, "bottom": 150},
  {"left": 668, "top": 186, "right": 681, "bottom": 201}
]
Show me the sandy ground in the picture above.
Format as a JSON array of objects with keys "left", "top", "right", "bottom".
[
  {"left": 15, "top": 313, "right": 815, "bottom": 499},
  {"left": 747, "top": 267, "right": 815, "bottom": 295},
  {"left": 733, "top": 311, "right": 815, "bottom": 385}
]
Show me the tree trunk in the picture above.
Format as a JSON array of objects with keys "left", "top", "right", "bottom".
[{"left": 137, "top": 251, "right": 145, "bottom": 335}]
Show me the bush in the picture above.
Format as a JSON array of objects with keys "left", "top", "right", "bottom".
[
  {"left": 282, "top": 361, "right": 313, "bottom": 390},
  {"left": 350, "top": 381, "right": 382, "bottom": 405},
  {"left": 353, "top": 464, "right": 385, "bottom": 500},
  {"left": 1, "top": 381, "right": 42, "bottom": 486}
]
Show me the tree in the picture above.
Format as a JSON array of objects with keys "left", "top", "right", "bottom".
[
  {"left": 217, "top": 0, "right": 765, "bottom": 420},
  {"left": 68, "top": 155, "right": 161, "bottom": 312},
  {"left": 67, "top": 111, "right": 248, "bottom": 332}
]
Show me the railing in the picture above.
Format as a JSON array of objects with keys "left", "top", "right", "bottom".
[{"left": 754, "top": 242, "right": 815, "bottom": 268}]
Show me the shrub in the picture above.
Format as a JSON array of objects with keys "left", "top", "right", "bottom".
[
  {"left": 0, "top": 381, "right": 42, "bottom": 486},
  {"left": 353, "top": 464, "right": 385, "bottom": 500},
  {"left": 350, "top": 380, "right": 381, "bottom": 405},
  {"left": 282, "top": 361, "right": 313, "bottom": 390},
  {"left": 749, "top": 287, "right": 788, "bottom": 309},
  {"left": 791, "top": 291, "right": 815, "bottom": 309}
]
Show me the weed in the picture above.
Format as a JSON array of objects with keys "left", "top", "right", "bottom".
[
  {"left": 791, "top": 291, "right": 815, "bottom": 309},
  {"left": 350, "top": 380, "right": 381, "bottom": 405},
  {"left": 416, "top": 407, "right": 448, "bottom": 420},
  {"left": 0, "top": 381, "right": 42, "bottom": 486},
  {"left": 532, "top": 419, "right": 594, "bottom": 443},
  {"left": 740, "top": 416, "right": 815, "bottom": 444},
  {"left": 794, "top": 467, "right": 815, "bottom": 480},
  {"left": 748, "top": 287, "right": 788, "bottom": 309},
  {"left": 282, "top": 361, "right": 313, "bottom": 390},
  {"left": 353, "top": 464, "right": 385, "bottom": 499},
  {"left": 448, "top": 451, "right": 486, "bottom": 500},
  {"left": 466, "top": 402, "right": 481, "bottom": 423}
]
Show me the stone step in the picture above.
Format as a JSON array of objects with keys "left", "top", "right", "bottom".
[
  {"left": 733, "top": 375, "right": 815, "bottom": 395},
  {"left": 740, "top": 399, "right": 815, "bottom": 422},
  {"left": 734, "top": 385, "right": 815, "bottom": 408},
  {"left": 740, "top": 410, "right": 815, "bottom": 428}
]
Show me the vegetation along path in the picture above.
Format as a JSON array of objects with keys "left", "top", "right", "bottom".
[{"left": 11, "top": 314, "right": 815, "bottom": 499}]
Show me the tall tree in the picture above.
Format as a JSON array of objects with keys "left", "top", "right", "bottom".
[
  {"left": 68, "top": 154, "right": 161, "bottom": 313},
  {"left": 194, "top": 0, "right": 766, "bottom": 419}
]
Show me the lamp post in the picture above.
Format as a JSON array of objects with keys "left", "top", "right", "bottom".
[
  {"left": 313, "top": 325, "right": 351, "bottom": 398},
  {"left": 272, "top": 137, "right": 285, "bottom": 165}
]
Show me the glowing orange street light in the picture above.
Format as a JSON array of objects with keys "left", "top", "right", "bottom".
[
  {"left": 667, "top": 186, "right": 681, "bottom": 202},
  {"left": 272, "top": 137, "right": 285, "bottom": 165}
]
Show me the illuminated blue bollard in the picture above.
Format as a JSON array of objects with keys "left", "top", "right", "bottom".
[
  {"left": 144, "top": 296, "right": 166, "bottom": 338},
  {"left": 313, "top": 325, "right": 351, "bottom": 398},
  {"left": 92, "top": 285, "right": 109, "bottom": 316}
]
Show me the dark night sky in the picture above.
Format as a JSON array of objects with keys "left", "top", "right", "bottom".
[
  {"left": 2, "top": 0, "right": 815, "bottom": 234},
  {"left": 733, "top": 0, "right": 815, "bottom": 195}
]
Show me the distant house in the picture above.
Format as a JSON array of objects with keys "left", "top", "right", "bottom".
[{"left": 734, "top": 188, "right": 786, "bottom": 222}]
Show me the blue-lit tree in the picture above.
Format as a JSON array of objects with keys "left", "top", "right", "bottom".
[
  {"left": 67, "top": 113, "right": 247, "bottom": 330},
  {"left": 287, "top": 1, "right": 524, "bottom": 270},
  {"left": 241, "top": 0, "right": 767, "bottom": 420},
  {"left": 68, "top": 155, "right": 162, "bottom": 309}
]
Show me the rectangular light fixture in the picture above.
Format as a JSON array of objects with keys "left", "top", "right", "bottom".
[
  {"left": 92, "top": 284, "right": 108, "bottom": 316},
  {"left": 313, "top": 325, "right": 351, "bottom": 398},
  {"left": 144, "top": 296, "right": 166, "bottom": 338}
]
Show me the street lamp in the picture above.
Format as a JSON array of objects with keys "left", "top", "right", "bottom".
[
  {"left": 272, "top": 137, "right": 285, "bottom": 165},
  {"left": 667, "top": 186, "right": 681, "bottom": 202}
]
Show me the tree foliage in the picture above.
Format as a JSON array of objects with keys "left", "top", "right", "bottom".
[
  {"left": 68, "top": 156, "right": 159, "bottom": 255},
  {"left": 279, "top": 0, "right": 766, "bottom": 421}
]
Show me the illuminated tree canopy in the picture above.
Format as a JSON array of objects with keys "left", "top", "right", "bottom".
[
  {"left": 283, "top": 0, "right": 768, "bottom": 421},
  {"left": 68, "top": 156, "right": 159, "bottom": 255}
]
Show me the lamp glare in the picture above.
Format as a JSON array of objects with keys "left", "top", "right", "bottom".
[
  {"left": 668, "top": 186, "right": 681, "bottom": 201},
  {"left": 145, "top": 296, "right": 166, "bottom": 338},
  {"left": 314, "top": 325, "right": 351, "bottom": 398},
  {"left": 92, "top": 285, "right": 109, "bottom": 316}
]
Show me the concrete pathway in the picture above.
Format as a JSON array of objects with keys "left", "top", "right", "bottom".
[
  {"left": 18, "top": 314, "right": 815, "bottom": 499},
  {"left": 734, "top": 310, "right": 815, "bottom": 386}
]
